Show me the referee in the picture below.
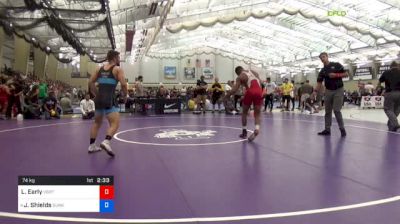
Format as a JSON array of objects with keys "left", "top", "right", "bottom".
[
  {"left": 379, "top": 61, "right": 400, "bottom": 132},
  {"left": 315, "top": 52, "right": 348, "bottom": 137}
]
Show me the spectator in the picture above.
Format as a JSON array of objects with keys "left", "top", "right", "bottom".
[
  {"left": 210, "top": 77, "right": 224, "bottom": 113},
  {"left": 38, "top": 80, "right": 48, "bottom": 105},
  {"left": 77, "top": 86, "right": 84, "bottom": 100},
  {"left": 6, "top": 76, "right": 24, "bottom": 119},
  {"left": 135, "top": 75, "right": 144, "bottom": 97},
  {"left": 72, "top": 87, "right": 78, "bottom": 102},
  {"left": 60, "top": 93, "right": 73, "bottom": 114},
  {"left": 134, "top": 76, "right": 145, "bottom": 112},
  {"left": 180, "top": 86, "right": 188, "bottom": 110},
  {"left": 43, "top": 91, "right": 60, "bottom": 120},
  {"left": 188, "top": 96, "right": 196, "bottom": 111},
  {"left": 225, "top": 80, "right": 233, "bottom": 92},
  {"left": 300, "top": 80, "right": 315, "bottom": 112},
  {"left": 80, "top": 93, "right": 95, "bottom": 120},
  {"left": 364, "top": 82, "right": 374, "bottom": 95},
  {"left": 305, "top": 92, "right": 319, "bottom": 114},
  {"left": 263, "top": 77, "right": 276, "bottom": 112},
  {"left": 376, "top": 85, "right": 384, "bottom": 96},
  {"left": 351, "top": 90, "right": 360, "bottom": 105},
  {"left": 24, "top": 85, "right": 41, "bottom": 119},
  {"left": 125, "top": 89, "right": 135, "bottom": 113},
  {"left": 291, "top": 80, "right": 297, "bottom": 111},
  {"left": 358, "top": 81, "right": 367, "bottom": 96},
  {"left": 281, "top": 78, "right": 293, "bottom": 111},
  {"left": 0, "top": 81, "right": 10, "bottom": 119},
  {"left": 233, "top": 81, "right": 243, "bottom": 112},
  {"left": 195, "top": 75, "right": 208, "bottom": 113},
  {"left": 297, "top": 82, "right": 303, "bottom": 109}
]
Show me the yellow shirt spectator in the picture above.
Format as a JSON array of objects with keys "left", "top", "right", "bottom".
[{"left": 281, "top": 82, "right": 294, "bottom": 96}]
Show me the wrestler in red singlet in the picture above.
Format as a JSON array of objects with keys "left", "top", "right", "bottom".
[
  {"left": 224, "top": 66, "right": 263, "bottom": 141},
  {"left": 241, "top": 70, "right": 263, "bottom": 107}
]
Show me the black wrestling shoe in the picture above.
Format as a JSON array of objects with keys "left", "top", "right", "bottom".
[
  {"left": 340, "top": 128, "right": 347, "bottom": 137},
  {"left": 318, "top": 130, "right": 331, "bottom": 136},
  {"left": 239, "top": 129, "right": 247, "bottom": 139}
]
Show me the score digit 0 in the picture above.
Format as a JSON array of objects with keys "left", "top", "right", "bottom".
[{"left": 100, "top": 186, "right": 114, "bottom": 200}]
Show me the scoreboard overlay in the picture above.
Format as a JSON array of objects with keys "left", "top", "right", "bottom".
[{"left": 18, "top": 176, "right": 114, "bottom": 213}]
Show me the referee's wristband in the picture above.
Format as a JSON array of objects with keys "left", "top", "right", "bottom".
[{"left": 334, "top": 73, "right": 342, "bottom": 78}]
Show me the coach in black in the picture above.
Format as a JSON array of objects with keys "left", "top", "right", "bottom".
[
  {"left": 379, "top": 61, "right": 400, "bottom": 132},
  {"left": 315, "top": 52, "right": 348, "bottom": 137}
]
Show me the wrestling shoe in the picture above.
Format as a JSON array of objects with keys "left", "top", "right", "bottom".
[
  {"left": 100, "top": 140, "right": 115, "bottom": 157},
  {"left": 88, "top": 144, "right": 102, "bottom": 153}
]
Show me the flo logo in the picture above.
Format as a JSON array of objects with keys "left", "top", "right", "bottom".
[
  {"left": 327, "top": 10, "right": 347, "bottom": 16},
  {"left": 154, "top": 129, "right": 217, "bottom": 140}
]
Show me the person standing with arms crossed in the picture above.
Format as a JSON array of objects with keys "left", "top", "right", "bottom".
[
  {"left": 210, "top": 77, "right": 224, "bottom": 113},
  {"left": 315, "top": 52, "right": 348, "bottom": 137},
  {"left": 88, "top": 50, "right": 128, "bottom": 156}
]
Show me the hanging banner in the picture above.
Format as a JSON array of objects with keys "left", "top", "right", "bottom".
[{"left": 353, "top": 66, "right": 372, "bottom": 80}]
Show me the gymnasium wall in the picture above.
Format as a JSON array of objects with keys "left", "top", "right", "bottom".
[
  {"left": 125, "top": 54, "right": 310, "bottom": 85},
  {"left": 126, "top": 55, "right": 389, "bottom": 89}
]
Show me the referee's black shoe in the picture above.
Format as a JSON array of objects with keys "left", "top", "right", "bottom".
[
  {"left": 340, "top": 128, "right": 347, "bottom": 137},
  {"left": 317, "top": 130, "right": 331, "bottom": 136}
]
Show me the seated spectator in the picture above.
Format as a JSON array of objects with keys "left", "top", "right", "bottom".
[
  {"left": 60, "top": 93, "right": 73, "bottom": 114},
  {"left": 376, "top": 84, "right": 384, "bottom": 96},
  {"left": 156, "top": 85, "right": 169, "bottom": 98},
  {"left": 43, "top": 91, "right": 60, "bottom": 120},
  {"left": 299, "top": 80, "right": 313, "bottom": 112},
  {"left": 351, "top": 90, "right": 359, "bottom": 104},
  {"left": 304, "top": 93, "right": 319, "bottom": 114},
  {"left": 38, "top": 80, "right": 48, "bottom": 105},
  {"left": 188, "top": 97, "right": 196, "bottom": 111},
  {"left": 224, "top": 95, "right": 237, "bottom": 115},
  {"left": 364, "top": 82, "right": 375, "bottom": 95},
  {"left": 80, "top": 93, "right": 95, "bottom": 120},
  {"left": 24, "top": 85, "right": 41, "bottom": 119}
]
